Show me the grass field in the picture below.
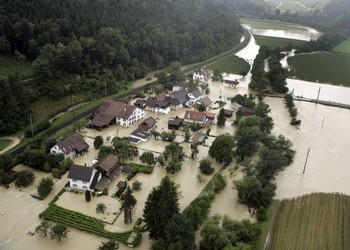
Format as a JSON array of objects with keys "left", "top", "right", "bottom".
[
  {"left": 254, "top": 35, "right": 307, "bottom": 49},
  {"left": 288, "top": 52, "right": 350, "bottom": 86},
  {"left": 0, "top": 55, "right": 33, "bottom": 80},
  {"left": 265, "top": 193, "right": 350, "bottom": 250},
  {"left": 333, "top": 40, "right": 350, "bottom": 54},
  {"left": 207, "top": 54, "right": 250, "bottom": 74},
  {"left": 0, "top": 139, "right": 12, "bottom": 151}
]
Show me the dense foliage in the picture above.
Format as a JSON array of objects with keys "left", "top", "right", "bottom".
[
  {"left": 14, "top": 169, "right": 35, "bottom": 188},
  {"left": 37, "top": 177, "right": 54, "bottom": 198},
  {"left": 143, "top": 176, "right": 180, "bottom": 240}
]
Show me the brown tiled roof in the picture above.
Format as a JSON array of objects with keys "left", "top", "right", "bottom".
[
  {"left": 95, "top": 154, "right": 119, "bottom": 172},
  {"left": 201, "top": 96, "right": 213, "bottom": 106},
  {"left": 155, "top": 93, "right": 166, "bottom": 101},
  {"left": 204, "top": 111, "right": 216, "bottom": 119},
  {"left": 57, "top": 133, "right": 89, "bottom": 154},
  {"left": 91, "top": 100, "right": 137, "bottom": 126},
  {"left": 184, "top": 110, "right": 206, "bottom": 122}
]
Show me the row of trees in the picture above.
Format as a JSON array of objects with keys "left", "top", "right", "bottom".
[{"left": 249, "top": 46, "right": 288, "bottom": 94}]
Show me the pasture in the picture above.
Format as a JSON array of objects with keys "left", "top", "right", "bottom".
[
  {"left": 207, "top": 54, "right": 250, "bottom": 74},
  {"left": 254, "top": 35, "right": 306, "bottom": 49},
  {"left": 288, "top": 52, "right": 350, "bottom": 86},
  {"left": 265, "top": 193, "right": 350, "bottom": 250},
  {"left": 333, "top": 40, "right": 350, "bottom": 54}
]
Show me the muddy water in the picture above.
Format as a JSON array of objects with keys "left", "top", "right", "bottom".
[
  {"left": 265, "top": 97, "right": 350, "bottom": 199},
  {"left": 242, "top": 23, "right": 321, "bottom": 41}
]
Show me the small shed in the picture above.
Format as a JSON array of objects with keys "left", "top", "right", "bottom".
[
  {"left": 117, "top": 181, "right": 126, "bottom": 189},
  {"left": 223, "top": 109, "right": 234, "bottom": 117},
  {"left": 122, "top": 166, "right": 135, "bottom": 175},
  {"left": 168, "top": 119, "right": 183, "bottom": 130}
]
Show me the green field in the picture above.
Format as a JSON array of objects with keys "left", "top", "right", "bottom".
[
  {"left": 265, "top": 193, "right": 350, "bottom": 250},
  {"left": 288, "top": 52, "right": 350, "bottom": 86},
  {"left": 0, "top": 55, "right": 33, "bottom": 80},
  {"left": 207, "top": 54, "right": 250, "bottom": 74},
  {"left": 254, "top": 35, "right": 307, "bottom": 49},
  {"left": 333, "top": 40, "right": 350, "bottom": 54},
  {"left": 0, "top": 139, "right": 12, "bottom": 151}
]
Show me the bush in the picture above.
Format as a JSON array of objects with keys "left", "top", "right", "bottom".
[
  {"left": 96, "top": 203, "right": 107, "bottom": 214},
  {"left": 199, "top": 158, "right": 214, "bottom": 175},
  {"left": 51, "top": 168, "right": 62, "bottom": 179},
  {"left": 37, "top": 177, "right": 54, "bottom": 198},
  {"left": 139, "top": 152, "right": 155, "bottom": 165},
  {"left": 60, "top": 158, "right": 73, "bottom": 171},
  {"left": 15, "top": 170, "right": 35, "bottom": 188},
  {"left": 132, "top": 180, "right": 142, "bottom": 191},
  {"left": 94, "top": 136, "right": 104, "bottom": 149},
  {"left": 85, "top": 191, "right": 91, "bottom": 202},
  {"left": 25, "top": 119, "right": 51, "bottom": 137},
  {"left": 256, "top": 207, "right": 267, "bottom": 222}
]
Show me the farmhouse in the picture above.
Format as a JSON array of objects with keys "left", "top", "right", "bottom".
[
  {"left": 67, "top": 164, "right": 97, "bottom": 191},
  {"left": 200, "top": 96, "right": 213, "bottom": 109},
  {"left": 50, "top": 133, "right": 89, "bottom": 159},
  {"left": 145, "top": 97, "right": 171, "bottom": 115},
  {"left": 172, "top": 81, "right": 189, "bottom": 92},
  {"left": 90, "top": 100, "right": 145, "bottom": 128}
]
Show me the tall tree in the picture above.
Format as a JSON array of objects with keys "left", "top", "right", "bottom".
[
  {"left": 37, "top": 177, "right": 54, "bottom": 199},
  {"left": 143, "top": 176, "right": 180, "bottom": 239},
  {"left": 217, "top": 108, "right": 226, "bottom": 127},
  {"left": 208, "top": 134, "right": 235, "bottom": 165},
  {"left": 123, "top": 187, "right": 137, "bottom": 224}
]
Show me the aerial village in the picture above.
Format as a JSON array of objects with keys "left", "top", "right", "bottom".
[{"left": 30, "top": 66, "right": 249, "bottom": 246}]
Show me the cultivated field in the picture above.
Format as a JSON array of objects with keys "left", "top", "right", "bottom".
[
  {"left": 333, "top": 40, "right": 350, "bottom": 54},
  {"left": 207, "top": 54, "right": 250, "bottom": 74},
  {"left": 265, "top": 193, "right": 350, "bottom": 250},
  {"left": 254, "top": 35, "right": 306, "bottom": 49},
  {"left": 288, "top": 52, "right": 350, "bottom": 86}
]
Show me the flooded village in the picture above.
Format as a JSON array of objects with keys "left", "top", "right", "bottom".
[{"left": 1, "top": 18, "right": 350, "bottom": 250}]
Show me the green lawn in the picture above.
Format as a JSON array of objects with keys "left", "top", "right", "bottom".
[
  {"left": 265, "top": 193, "right": 350, "bottom": 250},
  {"left": 333, "top": 40, "right": 350, "bottom": 54},
  {"left": 0, "top": 139, "right": 12, "bottom": 151},
  {"left": 254, "top": 35, "right": 307, "bottom": 49},
  {"left": 288, "top": 52, "right": 350, "bottom": 86},
  {"left": 207, "top": 54, "right": 250, "bottom": 74},
  {"left": 0, "top": 55, "right": 33, "bottom": 80}
]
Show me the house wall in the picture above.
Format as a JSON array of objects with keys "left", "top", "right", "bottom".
[
  {"left": 50, "top": 145, "right": 74, "bottom": 159},
  {"left": 69, "top": 169, "right": 99, "bottom": 191},
  {"left": 116, "top": 108, "right": 145, "bottom": 127},
  {"left": 155, "top": 107, "right": 170, "bottom": 115}
]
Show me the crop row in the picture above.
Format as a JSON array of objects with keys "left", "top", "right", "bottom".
[{"left": 39, "top": 204, "right": 136, "bottom": 244}]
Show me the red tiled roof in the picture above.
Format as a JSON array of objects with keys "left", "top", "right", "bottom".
[{"left": 184, "top": 110, "right": 206, "bottom": 122}]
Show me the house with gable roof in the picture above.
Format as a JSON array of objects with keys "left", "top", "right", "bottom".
[
  {"left": 50, "top": 133, "right": 89, "bottom": 159},
  {"left": 183, "top": 110, "right": 208, "bottom": 125},
  {"left": 67, "top": 164, "right": 97, "bottom": 191},
  {"left": 170, "top": 89, "right": 190, "bottom": 110},
  {"left": 193, "top": 67, "right": 210, "bottom": 83},
  {"left": 187, "top": 89, "right": 202, "bottom": 105},
  {"left": 90, "top": 100, "right": 145, "bottom": 128}
]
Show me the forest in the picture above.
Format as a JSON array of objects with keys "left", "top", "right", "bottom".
[{"left": 0, "top": 0, "right": 243, "bottom": 135}]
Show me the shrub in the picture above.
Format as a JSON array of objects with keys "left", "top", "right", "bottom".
[
  {"left": 256, "top": 207, "right": 267, "bottom": 222},
  {"left": 85, "top": 191, "right": 91, "bottom": 202},
  {"left": 132, "top": 180, "right": 142, "bottom": 191},
  {"left": 199, "top": 158, "right": 214, "bottom": 175},
  {"left": 51, "top": 168, "right": 62, "bottom": 179},
  {"left": 139, "top": 152, "right": 155, "bottom": 165},
  {"left": 94, "top": 136, "right": 104, "bottom": 149},
  {"left": 96, "top": 203, "right": 107, "bottom": 214},
  {"left": 37, "top": 177, "right": 54, "bottom": 198}
]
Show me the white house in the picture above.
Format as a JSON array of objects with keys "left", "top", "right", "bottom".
[
  {"left": 193, "top": 67, "right": 210, "bottom": 83},
  {"left": 90, "top": 100, "right": 145, "bottom": 128},
  {"left": 67, "top": 164, "right": 99, "bottom": 191},
  {"left": 50, "top": 133, "right": 89, "bottom": 159},
  {"left": 187, "top": 89, "right": 202, "bottom": 105},
  {"left": 224, "top": 79, "right": 239, "bottom": 88}
]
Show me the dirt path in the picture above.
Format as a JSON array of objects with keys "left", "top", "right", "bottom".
[{"left": 0, "top": 136, "right": 21, "bottom": 154}]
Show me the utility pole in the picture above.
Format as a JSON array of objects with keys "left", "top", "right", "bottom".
[
  {"left": 316, "top": 87, "right": 321, "bottom": 105},
  {"left": 132, "top": 73, "right": 135, "bottom": 89},
  {"left": 302, "top": 148, "right": 311, "bottom": 174},
  {"left": 29, "top": 114, "right": 34, "bottom": 137}
]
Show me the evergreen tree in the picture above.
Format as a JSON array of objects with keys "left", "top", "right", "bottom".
[
  {"left": 143, "top": 176, "right": 180, "bottom": 239},
  {"left": 217, "top": 108, "right": 226, "bottom": 127},
  {"left": 123, "top": 187, "right": 137, "bottom": 224}
]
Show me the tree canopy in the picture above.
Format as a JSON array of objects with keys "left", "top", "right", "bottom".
[{"left": 143, "top": 176, "right": 180, "bottom": 240}]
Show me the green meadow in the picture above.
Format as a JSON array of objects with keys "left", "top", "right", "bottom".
[
  {"left": 288, "top": 52, "right": 350, "bottom": 86},
  {"left": 207, "top": 54, "right": 250, "bottom": 74},
  {"left": 333, "top": 40, "right": 350, "bottom": 54}
]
